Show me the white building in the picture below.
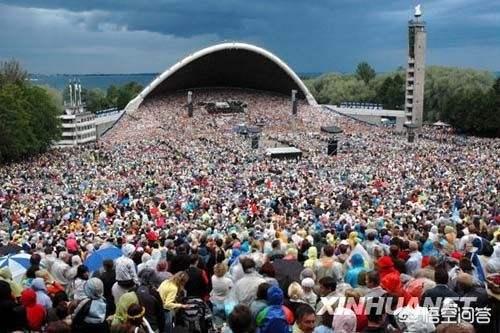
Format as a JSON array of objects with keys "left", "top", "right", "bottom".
[
  {"left": 55, "top": 81, "right": 97, "bottom": 147},
  {"left": 57, "top": 110, "right": 97, "bottom": 146}
]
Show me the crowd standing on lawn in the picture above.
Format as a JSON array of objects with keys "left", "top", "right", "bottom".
[{"left": 0, "top": 89, "right": 499, "bottom": 333}]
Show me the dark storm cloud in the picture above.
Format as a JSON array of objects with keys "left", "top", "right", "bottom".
[{"left": 0, "top": 0, "right": 499, "bottom": 73}]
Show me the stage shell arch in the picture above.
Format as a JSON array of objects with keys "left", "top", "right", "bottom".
[{"left": 124, "top": 42, "right": 317, "bottom": 114}]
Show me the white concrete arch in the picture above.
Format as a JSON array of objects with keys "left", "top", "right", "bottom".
[{"left": 125, "top": 42, "right": 317, "bottom": 114}]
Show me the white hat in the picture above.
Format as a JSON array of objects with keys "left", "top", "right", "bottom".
[
  {"left": 301, "top": 277, "right": 315, "bottom": 288},
  {"left": 121, "top": 243, "right": 136, "bottom": 257}
]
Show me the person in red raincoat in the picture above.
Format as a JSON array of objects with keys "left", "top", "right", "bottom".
[{"left": 20, "top": 288, "right": 46, "bottom": 331}]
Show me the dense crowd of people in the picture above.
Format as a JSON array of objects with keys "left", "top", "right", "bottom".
[{"left": 0, "top": 88, "right": 499, "bottom": 333}]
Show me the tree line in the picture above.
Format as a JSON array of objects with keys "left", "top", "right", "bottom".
[
  {"left": 0, "top": 60, "right": 62, "bottom": 162},
  {"left": 305, "top": 63, "right": 500, "bottom": 137}
]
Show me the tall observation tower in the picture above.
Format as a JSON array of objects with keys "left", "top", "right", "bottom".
[{"left": 405, "top": 4, "right": 426, "bottom": 127}]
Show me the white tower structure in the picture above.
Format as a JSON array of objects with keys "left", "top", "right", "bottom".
[{"left": 405, "top": 4, "right": 427, "bottom": 127}]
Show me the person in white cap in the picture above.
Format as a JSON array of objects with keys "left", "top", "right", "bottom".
[
  {"left": 301, "top": 277, "right": 317, "bottom": 308},
  {"left": 112, "top": 243, "right": 138, "bottom": 305}
]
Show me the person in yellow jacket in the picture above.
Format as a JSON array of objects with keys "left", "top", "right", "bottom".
[
  {"left": 0, "top": 267, "right": 22, "bottom": 298},
  {"left": 158, "top": 271, "right": 189, "bottom": 333}
]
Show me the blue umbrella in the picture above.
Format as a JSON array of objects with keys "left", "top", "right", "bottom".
[
  {"left": 84, "top": 246, "right": 122, "bottom": 272},
  {"left": 0, "top": 253, "right": 31, "bottom": 282}
]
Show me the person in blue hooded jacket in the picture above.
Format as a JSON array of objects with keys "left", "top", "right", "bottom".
[
  {"left": 421, "top": 238, "right": 439, "bottom": 257},
  {"left": 344, "top": 253, "right": 365, "bottom": 288},
  {"left": 256, "top": 285, "right": 294, "bottom": 333},
  {"left": 31, "top": 277, "right": 53, "bottom": 310}
]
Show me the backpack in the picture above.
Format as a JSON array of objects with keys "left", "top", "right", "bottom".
[
  {"left": 480, "top": 237, "right": 494, "bottom": 256},
  {"left": 71, "top": 299, "right": 92, "bottom": 332},
  {"left": 177, "top": 298, "right": 214, "bottom": 333},
  {"left": 256, "top": 305, "right": 292, "bottom": 333}
]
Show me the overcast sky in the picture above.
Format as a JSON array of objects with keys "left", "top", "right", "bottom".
[{"left": 1, "top": 0, "right": 499, "bottom": 74}]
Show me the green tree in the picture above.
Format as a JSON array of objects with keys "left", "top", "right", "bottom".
[
  {"left": 493, "top": 78, "right": 500, "bottom": 108},
  {"left": 115, "top": 82, "right": 143, "bottom": 109},
  {"left": 0, "top": 62, "right": 61, "bottom": 162},
  {"left": 86, "top": 88, "right": 109, "bottom": 112},
  {"left": 24, "top": 85, "right": 62, "bottom": 152},
  {"left": 106, "top": 85, "right": 120, "bottom": 107},
  {"left": 424, "top": 66, "right": 494, "bottom": 121},
  {"left": 0, "top": 84, "right": 36, "bottom": 161},
  {"left": 305, "top": 65, "right": 499, "bottom": 136},
  {"left": 0, "top": 59, "right": 28, "bottom": 86},
  {"left": 305, "top": 73, "right": 375, "bottom": 105},
  {"left": 355, "top": 62, "right": 376, "bottom": 84},
  {"left": 39, "top": 85, "right": 63, "bottom": 114},
  {"left": 376, "top": 74, "right": 405, "bottom": 109}
]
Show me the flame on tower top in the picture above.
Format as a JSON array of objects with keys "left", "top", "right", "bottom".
[{"left": 414, "top": 4, "right": 422, "bottom": 18}]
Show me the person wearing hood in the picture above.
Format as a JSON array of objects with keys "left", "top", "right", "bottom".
[
  {"left": 32, "top": 277, "right": 53, "bottom": 309},
  {"left": 234, "top": 257, "right": 266, "bottom": 306},
  {"left": 422, "top": 238, "right": 439, "bottom": 258},
  {"left": 376, "top": 256, "right": 399, "bottom": 280},
  {"left": 256, "top": 285, "right": 294, "bottom": 333},
  {"left": 113, "top": 243, "right": 138, "bottom": 305},
  {"left": 92, "top": 259, "right": 116, "bottom": 316},
  {"left": 135, "top": 268, "right": 164, "bottom": 333},
  {"left": 301, "top": 278, "right": 317, "bottom": 309},
  {"left": 0, "top": 267, "right": 22, "bottom": 298},
  {"left": 345, "top": 254, "right": 366, "bottom": 288},
  {"left": 428, "top": 225, "right": 439, "bottom": 242},
  {"left": 71, "top": 277, "right": 109, "bottom": 333},
  {"left": 66, "top": 233, "right": 79, "bottom": 254},
  {"left": 331, "top": 308, "right": 357, "bottom": 333},
  {"left": 137, "top": 252, "right": 151, "bottom": 273},
  {"left": 380, "top": 273, "right": 412, "bottom": 305},
  {"left": 304, "top": 246, "right": 318, "bottom": 269},
  {"left": 50, "top": 251, "right": 75, "bottom": 291},
  {"left": 113, "top": 268, "right": 165, "bottom": 332},
  {"left": 147, "top": 248, "right": 162, "bottom": 270},
  {"left": 20, "top": 288, "right": 46, "bottom": 331},
  {"left": 486, "top": 244, "right": 500, "bottom": 273}
]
